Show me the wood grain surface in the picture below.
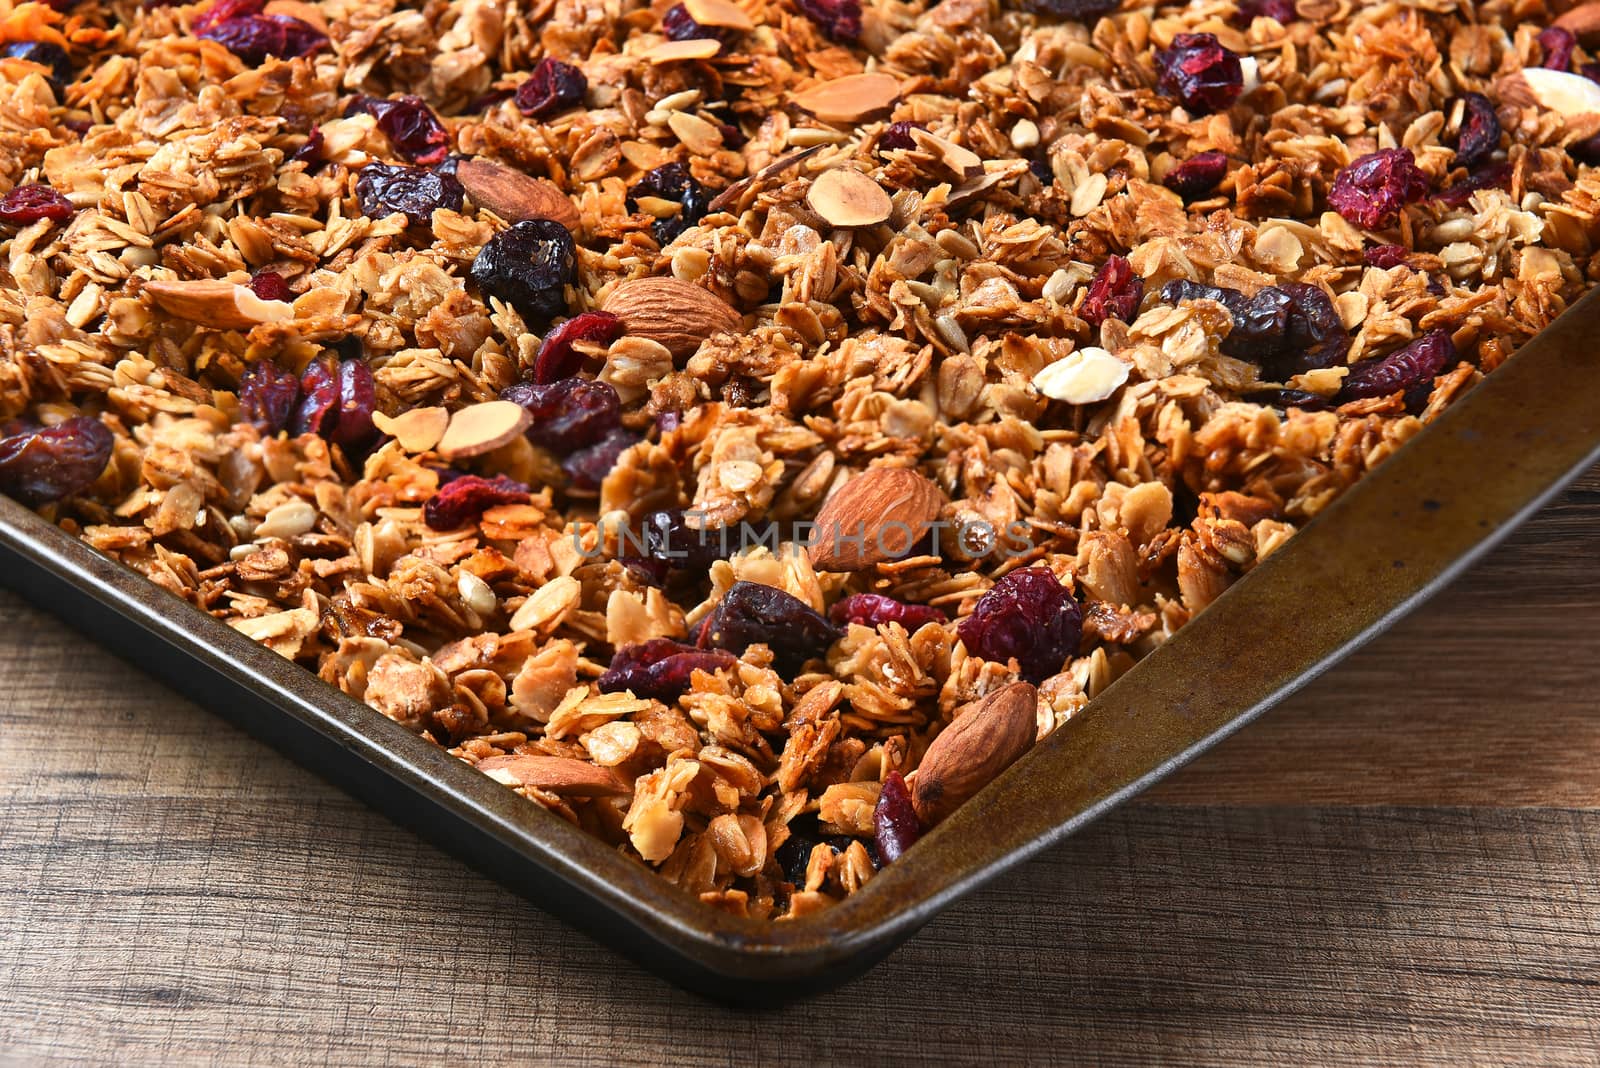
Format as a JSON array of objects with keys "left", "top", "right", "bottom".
[{"left": 1, "top": 469, "right": 1597, "bottom": 1066}]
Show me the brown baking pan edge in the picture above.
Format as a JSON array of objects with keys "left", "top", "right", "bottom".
[{"left": 2, "top": 289, "right": 1597, "bottom": 1005}]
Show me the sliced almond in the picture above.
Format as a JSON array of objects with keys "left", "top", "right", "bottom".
[
  {"left": 263, "top": 0, "right": 327, "bottom": 31},
  {"left": 684, "top": 0, "right": 754, "bottom": 29},
  {"left": 790, "top": 72, "right": 902, "bottom": 124},
  {"left": 476, "top": 754, "right": 630, "bottom": 797},
  {"left": 602, "top": 276, "right": 741, "bottom": 359},
  {"left": 1517, "top": 67, "right": 1600, "bottom": 116},
  {"left": 455, "top": 159, "right": 581, "bottom": 231},
  {"left": 1554, "top": 1, "right": 1600, "bottom": 42},
  {"left": 807, "top": 169, "right": 893, "bottom": 227},
  {"left": 808, "top": 466, "right": 945, "bottom": 572},
  {"left": 707, "top": 144, "right": 825, "bottom": 212},
  {"left": 436, "top": 400, "right": 533, "bottom": 460},
  {"left": 909, "top": 128, "right": 984, "bottom": 178},
  {"left": 372, "top": 406, "right": 450, "bottom": 453},
  {"left": 911, "top": 682, "right": 1037, "bottom": 826},
  {"left": 644, "top": 38, "right": 723, "bottom": 63},
  {"left": 143, "top": 280, "right": 293, "bottom": 330},
  {"left": 666, "top": 110, "right": 725, "bottom": 155},
  {"left": 509, "top": 575, "right": 582, "bottom": 633},
  {"left": 1031, "top": 346, "right": 1131, "bottom": 405}
]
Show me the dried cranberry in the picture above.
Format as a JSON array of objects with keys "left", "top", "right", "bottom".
[
  {"left": 1276, "top": 281, "right": 1350, "bottom": 375},
  {"left": 469, "top": 219, "right": 575, "bottom": 326},
  {"left": 349, "top": 95, "right": 450, "bottom": 165},
  {"left": 515, "top": 57, "right": 586, "bottom": 120},
  {"left": 422, "top": 474, "right": 531, "bottom": 530},
  {"left": 1338, "top": 328, "right": 1455, "bottom": 402},
  {"left": 829, "top": 593, "right": 947, "bottom": 630},
  {"left": 291, "top": 127, "right": 324, "bottom": 166},
  {"left": 0, "top": 183, "right": 73, "bottom": 225},
  {"left": 957, "top": 566, "right": 1081, "bottom": 684},
  {"left": 598, "top": 638, "right": 738, "bottom": 700},
  {"left": 1156, "top": 33, "right": 1244, "bottom": 115},
  {"left": 356, "top": 161, "right": 465, "bottom": 227},
  {"left": 1442, "top": 92, "right": 1501, "bottom": 170},
  {"left": 877, "top": 121, "right": 925, "bottom": 153},
  {"left": 1230, "top": 0, "right": 1294, "bottom": 25},
  {"left": 700, "top": 580, "right": 840, "bottom": 674},
  {"left": 562, "top": 427, "right": 638, "bottom": 490},
  {"left": 1327, "top": 148, "right": 1430, "bottom": 229},
  {"left": 1540, "top": 26, "right": 1576, "bottom": 71},
  {"left": 1022, "top": 0, "right": 1118, "bottom": 20},
  {"left": 238, "top": 360, "right": 300, "bottom": 433},
  {"left": 248, "top": 270, "right": 291, "bottom": 302},
  {"left": 1362, "top": 244, "right": 1410, "bottom": 269},
  {"left": 197, "top": 12, "right": 327, "bottom": 63},
  {"left": 1163, "top": 150, "right": 1228, "bottom": 200},
  {"left": 292, "top": 357, "right": 340, "bottom": 437},
  {"left": 330, "top": 358, "right": 377, "bottom": 448},
  {"left": 640, "top": 509, "right": 735, "bottom": 571},
  {"left": 662, "top": 3, "right": 736, "bottom": 47},
  {"left": 795, "top": 0, "right": 862, "bottom": 41},
  {"left": 1080, "top": 255, "right": 1144, "bottom": 328},
  {"left": 193, "top": 0, "right": 261, "bottom": 33},
  {"left": 1434, "top": 162, "right": 1512, "bottom": 207},
  {"left": 1, "top": 42, "right": 72, "bottom": 92},
  {"left": 626, "top": 162, "right": 711, "bottom": 246},
  {"left": 1242, "top": 387, "right": 1330, "bottom": 411},
  {"left": 873, "top": 771, "right": 921, "bottom": 864},
  {"left": 532, "top": 311, "right": 623, "bottom": 384},
  {"left": 0, "top": 417, "right": 113, "bottom": 505},
  {"left": 502, "top": 377, "right": 621, "bottom": 452}
]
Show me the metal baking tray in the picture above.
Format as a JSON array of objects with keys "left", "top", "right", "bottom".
[{"left": 3, "top": 289, "right": 1597, "bottom": 1003}]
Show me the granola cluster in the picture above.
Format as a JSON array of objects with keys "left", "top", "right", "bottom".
[{"left": 1, "top": 0, "right": 1595, "bottom": 918}]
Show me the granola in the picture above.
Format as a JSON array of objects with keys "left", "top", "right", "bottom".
[{"left": 1, "top": 0, "right": 1594, "bottom": 919}]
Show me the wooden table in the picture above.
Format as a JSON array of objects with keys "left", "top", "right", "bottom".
[{"left": 2, "top": 469, "right": 1597, "bottom": 1066}]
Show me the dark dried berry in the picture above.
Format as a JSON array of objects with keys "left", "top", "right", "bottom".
[
  {"left": 795, "top": 0, "right": 862, "bottom": 41},
  {"left": 626, "top": 162, "right": 711, "bottom": 246},
  {"left": 515, "top": 57, "right": 586, "bottom": 119},
  {"left": 620, "top": 556, "right": 670, "bottom": 587},
  {"left": 1338, "top": 328, "right": 1456, "bottom": 402},
  {"left": 829, "top": 593, "right": 947, "bottom": 630},
  {"left": 1156, "top": 33, "right": 1244, "bottom": 115},
  {"left": 640, "top": 509, "right": 734, "bottom": 571},
  {"left": 350, "top": 95, "right": 450, "bottom": 165},
  {"left": 1540, "top": 26, "right": 1576, "bottom": 71},
  {"left": 776, "top": 815, "right": 861, "bottom": 887},
  {"left": 1362, "top": 244, "right": 1410, "bottom": 269},
  {"left": 193, "top": 0, "right": 261, "bottom": 33},
  {"left": 330, "top": 358, "right": 377, "bottom": 448},
  {"left": 291, "top": 126, "right": 324, "bottom": 166},
  {"left": 1162, "top": 279, "right": 1281, "bottom": 361},
  {"left": 1434, "top": 162, "right": 1512, "bottom": 207},
  {"left": 422, "top": 474, "right": 531, "bottom": 530},
  {"left": 1, "top": 41, "right": 72, "bottom": 92},
  {"left": 248, "top": 270, "right": 291, "bottom": 302},
  {"left": 355, "top": 161, "right": 465, "bottom": 227},
  {"left": 532, "top": 311, "right": 623, "bottom": 384},
  {"left": 1230, "top": 0, "right": 1294, "bottom": 25},
  {"left": 1022, "top": 0, "right": 1119, "bottom": 20},
  {"left": 877, "top": 120, "right": 925, "bottom": 153},
  {"left": 1572, "top": 133, "right": 1600, "bottom": 167},
  {"left": 561, "top": 427, "right": 638, "bottom": 490},
  {"left": 238, "top": 360, "right": 300, "bottom": 433},
  {"left": 1163, "top": 150, "right": 1228, "bottom": 200},
  {"left": 1582, "top": 62, "right": 1600, "bottom": 86},
  {"left": 1327, "top": 148, "right": 1430, "bottom": 229},
  {"left": 1242, "top": 387, "right": 1330, "bottom": 412},
  {"left": 598, "top": 638, "right": 738, "bottom": 700},
  {"left": 0, "top": 183, "right": 74, "bottom": 225},
  {"left": 502, "top": 377, "right": 621, "bottom": 452},
  {"left": 198, "top": 9, "right": 327, "bottom": 64},
  {"left": 0, "top": 417, "right": 113, "bottom": 505},
  {"left": 873, "top": 771, "right": 921, "bottom": 864},
  {"left": 292, "top": 357, "right": 340, "bottom": 437},
  {"left": 957, "top": 566, "right": 1081, "bottom": 684},
  {"left": 1080, "top": 255, "right": 1144, "bottom": 328},
  {"left": 662, "top": 3, "right": 736, "bottom": 47},
  {"left": 700, "top": 580, "right": 840, "bottom": 674},
  {"left": 469, "top": 218, "right": 575, "bottom": 326},
  {"left": 1442, "top": 92, "right": 1501, "bottom": 169},
  {"left": 1276, "top": 281, "right": 1350, "bottom": 375}
]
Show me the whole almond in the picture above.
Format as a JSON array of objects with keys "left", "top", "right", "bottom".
[
  {"left": 808, "top": 466, "right": 944, "bottom": 571},
  {"left": 143, "top": 279, "right": 292, "bottom": 329},
  {"left": 456, "top": 159, "right": 581, "bottom": 231},
  {"left": 912, "top": 682, "right": 1037, "bottom": 826},
  {"left": 476, "top": 754, "right": 630, "bottom": 797},
  {"left": 602, "top": 277, "right": 741, "bottom": 359}
]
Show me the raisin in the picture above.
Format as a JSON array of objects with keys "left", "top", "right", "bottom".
[
  {"left": 422, "top": 474, "right": 531, "bottom": 530},
  {"left": 794, "top": 0, "right": 862, "bottom": 41},
  {"left": 562, "top": 427, "right": 638, "bottom": 490},
  {"left": 873, "top": 770, "right": 921, "bottom": 864},
  {"left": 248, "top": 269, "right": 291, "bottom": 302},
  {"left": 238, "top": 360, "right": 300, "bottom": 433},
  {"left": 1327, "top": 148, "right": 1430, "bottom": 229},
  {"left": 957, "top": 566, "right": 1081, "bottom": 684},
  {"left": 1276, "top": 281, "right": 1350, "bottom": 376},
  {"left": 776, "top": 815, "right": 862, "bottom": 886},
  {"left": 330, "top": 357, "right": 377, "bottom": 448},
  {"left": 626, "top": 162, "right": 711, "bottom": 246},
  {"left": 1023, "top": 0, "right": 1119, "bottom": 20},
  {"left": 291, "top": 127, "right": 325, "bottom": 167},
  {"left": 197, "top": 12, "right": 327, "bottom": 64},
  {"left": 515, "top": 57, "right": 586, "bottom": 120},
  {"left": 1242, "top": 387, "right": 1330, "bottom": 412},
  {"left": 469, "top": 219, "right": 575, "bottom": 326},
  {"left": 662, "top": 3, "right": 737, "bottom": 47},
  {"left": 877, "top": 120, "right": 925, "bottom": 152},
  {"left": 291, "top": 357, "right": 340, "bottom": 438},
  {"left": 700, "top": 580, "right": 840, "bottom": 674},
  {"left": 0, "top": 183, "right": 74, "bottom": 225},
  {"left": 1, "top": 42, "right": 72, "bottom": 92},
  {"left": 355, "top": 161, "right": 465, "bottom": 227},
  {"left": 0, "top": 416, "right": 114, "bottom": 505},
  {"left": 532, "top": 311, "right": 623, "bottom": 384},
  {"left": 1079, "top": 254, "right": 1144, "bottom": 328},
  {"left": 620, "top": 556, "right": 671, "bottom": 588},
  {"left": 1572, "top": 133, "right": 1600, "bottom": 167},
  {"left": 1435, "top": 162, "right": 1512, "bottom": 206},
  {"left": 1163, "top": 150, "right": 1229, "bottom": 200},
  {"left": 1230, "top": 0, "right": 1294, "bottom": 25},
  {"left": 1338, "top": 328, "right": 1456, "bottom": 402},
  {"left": 502, "top": 377, "right": 621, "bottom": 452},
  {"left": 349, "top": 95, "right": 450, "bottom": 165},
  {"left": 1362, "top": 244, "right": 1410, "bottom": 269},
  {"left": 828, "top": 593, "right": 947, "bottom": 630},
  {"left": 1156, "top": 33, "right": 1244, "bottom": 115},
  {"left": 1540, "top": 26, "right": 1576, "bottom": 71},
  {"left": 1162, "top": 279, "right": 1283, "bottom": 363},
  {"left": 1442, "top": 92, "right": 1500, "bottom": 169},
  {"left": 641, "top": 509, "right": 736, "bottom": 571},
  {"left": 597, "top": 638, "right": 738, "bottom": 700}
]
